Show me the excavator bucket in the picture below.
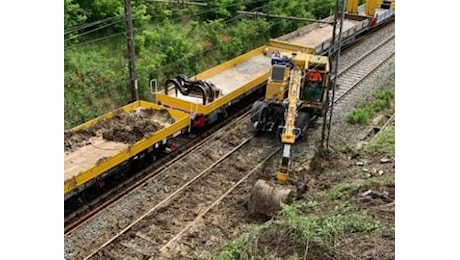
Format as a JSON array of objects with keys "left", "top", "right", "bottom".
[{"left": 248, "top": 179, "right": 293, "bottom": 216}]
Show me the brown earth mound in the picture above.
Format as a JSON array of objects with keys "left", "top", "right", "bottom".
[
  {"left": 64, "top": 108, "right": 175, "bottom": 152},
  {"left": 64, "top": 128, "right": 95, "bottom": 152}
]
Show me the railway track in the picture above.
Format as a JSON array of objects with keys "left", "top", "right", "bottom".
[
  {"left": 335, "top": 33, "right": 395, "bottom": 102},
  {"left": 65, "top": 22, "right": 395, "bottom": 260}
]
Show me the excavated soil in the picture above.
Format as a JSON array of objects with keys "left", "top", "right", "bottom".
[{"left": 64, "top": 108, "right": 175, "bottom": 152}]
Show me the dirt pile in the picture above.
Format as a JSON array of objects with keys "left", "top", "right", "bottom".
[
  {"left": 64, "top": 108, "right": 175, "bottom": 152},
  {"left": 64, "top": 129, "right": 96, "bottom": 152}
]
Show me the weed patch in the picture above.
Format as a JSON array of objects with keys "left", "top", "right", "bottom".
[{"left": 347, "top": 90, "right": 394, "bottom": 125}]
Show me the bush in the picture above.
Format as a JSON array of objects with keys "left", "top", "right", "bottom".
[
  {"left": 347, "top": 108, "right": 370, "bottom": 125},
  {"left": 372, "top": 90, "right": 393, "bottom": 112},
  {"left": 347, "top": 90, "right": 394, "bottom": 125},
  {"left": 365, "top": 124, "right": 395, "bottom": 153}
]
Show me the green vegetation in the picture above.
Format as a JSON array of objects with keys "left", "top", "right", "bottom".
[
  {"left": 365, "top": 123, "right": 395, "bottom": 153},
  {"left": 346, "top": 108, "right": 371, "bottom": 125},
  {"left": 347, "top": 89, "right": 394, "bottom": 125},
  {"left": 214, "top": 233, "right": 254, "bottom": 260},
  {"left": 326, "top": 178, "right": 393, "bottom": 200},
  {"left": 64, "top": 0, "right": 336, "bottom": 129},
  {"left": 214, "top": 125, "right": 395, "bottom": 260},
  {"left": 215, "top": 201, "right": 392, "bottom": 259}
]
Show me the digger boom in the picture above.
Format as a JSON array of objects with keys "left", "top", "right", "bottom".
[
  {"left": 277, "top": 66, "right": 303, "bottom": 183},
  {"left": 249, "top": 49, "right": 329, "bottom": 184}
]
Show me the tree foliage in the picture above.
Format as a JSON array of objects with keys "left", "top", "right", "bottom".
[
  {"left": 64, "top": 0, "right": 87, "bottom": 43},
  {"left": 76, "top": 0, "right": 123, "bottom": 22},
  {"left": 201, "top": 0, "right": 246, "bottom": 20}
]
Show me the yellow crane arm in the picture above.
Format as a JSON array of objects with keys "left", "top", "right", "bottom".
[{"left": 277, "top": 66, "right": 302, "bottom": 183}]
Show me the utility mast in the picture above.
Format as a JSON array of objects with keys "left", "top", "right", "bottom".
[
  {"left": 123, "top": 0, "right": 139, "bottom": 102},
  {"left": 321, "top": 0, "right": 346, "bottom": 151}
]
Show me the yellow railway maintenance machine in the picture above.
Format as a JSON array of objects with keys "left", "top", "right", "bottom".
[
  {"left": 250, "top": 50, "right": 329, "bottom": 183},
  {"left": 347, "top": 0, "right": 395, "bottom": 22}
]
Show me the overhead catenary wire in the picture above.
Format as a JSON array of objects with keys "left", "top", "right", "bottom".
[
  {"left": 65, "top": 18, "right": 125, "bottom": 42},
  {"left": 65, "top": 7, "right": 181, "bottom": 40},
  {"left": 237, "top": 11, "right": 334, "bottom": 24},
  {"left": 65, "top": 12, "right": 151, "bottom": 46},
  {"left": 65, "top": 15, "right": 250, "bottom": 84},
  {"left": 144, "top": 0, "right": 208, "bottom": 6},
  {"left": 65, "top": 15, "right": 123, "bottom": 35},
  {"left": 65, "top": 31, "right": 127, "bottom": 49}
]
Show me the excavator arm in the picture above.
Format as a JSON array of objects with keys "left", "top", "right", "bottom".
[{"left": 277, "top": 65, "right": 303, "bottom": 183}]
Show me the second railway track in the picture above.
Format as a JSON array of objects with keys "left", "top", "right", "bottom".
[{"left": 335, "top": 33, "right": 395, "bottom": 102}]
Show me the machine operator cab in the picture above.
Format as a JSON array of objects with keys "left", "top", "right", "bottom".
[{"left": 303, "top": 56, "right": 329, "bottom": 104}]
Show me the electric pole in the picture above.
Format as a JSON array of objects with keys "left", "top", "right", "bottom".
[
  {"left": 123, "top": 0, "right": 139, "bottom": 102},
  {"left": 321, "top": 0, "right": 346, "bottom": 151}
]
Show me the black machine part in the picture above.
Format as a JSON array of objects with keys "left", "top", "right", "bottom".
[{"left": 165, "top": 75, "right": 221, "bottom": 105}]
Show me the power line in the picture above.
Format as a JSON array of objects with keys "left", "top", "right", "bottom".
[
  {"left": 65, "top": 31, "right": 126, "bottom": 50},
  {"left": 145, "top": 0, "right": 208, "bottom": 6},
  {"left": 65, "top": 13, "right": 152, "bottom": 41},
  {"left": 65, "top": 16, "right": 123, "bottom": 35},
  {"left": 237, "top": 11, "right": 334, "bottom": 24},
  {"left": 65, "top": 18, "right": 124, "bottom": 42}
]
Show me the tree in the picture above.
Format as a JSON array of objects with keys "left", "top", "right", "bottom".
[{"left": 64, "top": 0, "right": 87, "bottom": 43}]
